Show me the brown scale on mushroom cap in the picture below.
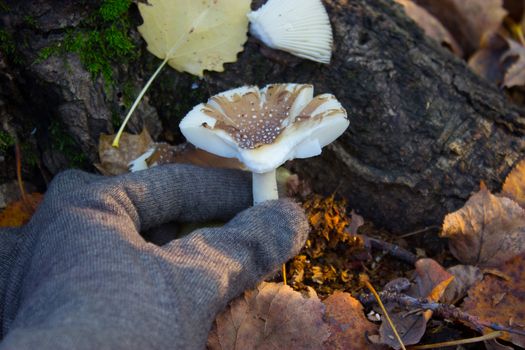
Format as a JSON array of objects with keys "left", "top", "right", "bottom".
[{"left": 200, "top": 84, "right": 329, "bottom": 149}]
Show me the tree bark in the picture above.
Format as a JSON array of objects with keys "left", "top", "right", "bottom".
[
  {"left": 202, "top": 0, "right": 525, "bottom": 233},
  {"left": 1, "top": 0, "right": 524, "bottom": 232}
]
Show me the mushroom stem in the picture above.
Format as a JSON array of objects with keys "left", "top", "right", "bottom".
[{"left": 252, "top": 169, "right": 278, "bottom": 205}]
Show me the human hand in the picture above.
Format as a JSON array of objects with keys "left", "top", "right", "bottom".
[{"left": 0, "top": 165, "right": 308, "bottom": 350}]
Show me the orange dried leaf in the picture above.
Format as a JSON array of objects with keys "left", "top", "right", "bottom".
[
  {"left": 0, "top": 193, "right": 43, "bottom": 227},
  {"left": 441, "top": 185, "right": 525, "bottom": 267},
  {"left": 208, "top": 282, "right": 330, "bottom": 350},
  {"left": 442, "top": 264, "right": 483, "bottom": 304},
  {"left": 323, "top": 291, "right": 386, "bottom": 349},
  {"left": 501, "top": 159, "right": 525, "bottom": 208},
  {"left": 462, "top": 253, "right": 525, "bottom": 348}
]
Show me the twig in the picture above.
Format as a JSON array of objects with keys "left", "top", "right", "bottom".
[
  {"left": 15, "top": 143, "right": 27, "bottom": 202},
  {"left": 359, "top": 235, "right": 417, "bottom": 265},
  {"left": 359, "top": 291, "right": 525, "bottom": 337},
  {"left": 409, "top": 331, "right": 503, "bottom": 349},
  {"left": 361, "top": 275, "right": 407, "bottom": 350},
  {"left": 398, "top": 226, "right": 439, "bottom": 239}
]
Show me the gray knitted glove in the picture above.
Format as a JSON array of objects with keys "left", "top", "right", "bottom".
[{"left": 0, "top": 165, "right": 309, "bottom": 350}]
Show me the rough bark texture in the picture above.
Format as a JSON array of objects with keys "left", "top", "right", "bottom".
[{"left": 1, "top": 0, "right": 524, "bottom": 232}]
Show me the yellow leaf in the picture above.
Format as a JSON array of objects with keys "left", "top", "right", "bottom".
[{"left": 138, "top": 0, "right": 250, "bottom": 77}]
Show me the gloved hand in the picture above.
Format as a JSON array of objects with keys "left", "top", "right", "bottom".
[{"left": 0, "top": 165, "right": 309, "bottom": 350}]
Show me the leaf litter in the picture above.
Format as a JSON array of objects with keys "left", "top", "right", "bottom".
[
  {"left": 5, "top": 0, "right": 525, "bottom": 346},
  {"left": 399, "top": 0, "right": 525, "bottom": 106},
  {"left": 97, "top": 129, "right": 523, "bottom": 349}
]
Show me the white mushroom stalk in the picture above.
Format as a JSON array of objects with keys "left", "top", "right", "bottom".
[
  {"left": 179, "top": 83, "right": 349, "bottom": 205},
  {"left": 247, "top": 0, "right": 333, "bottom": 64}
]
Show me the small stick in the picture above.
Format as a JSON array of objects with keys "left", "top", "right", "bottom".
[
  {"left": 359, "top": 292, "right": 525, "bottom": 337},
  {"left": 360, "top": 235, "right": 417, "bottom": 265},
  {"left": 15, "top": 143, "right": 27, "bottom": 202},
  {"left": 361, "top": 275, "right": 407, "bottom": 350},
  {"left": 398, "top": 226, "right": 439, "bottom": 239},
  {"left": 409, "top": 331, "right": 503, "bottom": 349},
  {"left": 282, "top": 264, "right": 287, "bottom": 286}
]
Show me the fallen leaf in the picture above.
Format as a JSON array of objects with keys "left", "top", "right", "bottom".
[
  {"left": 348, "top": 210, "right": 365, "bottom": 235},
  {"left": 395, "top": 0, "right": 462, "bottom": 56},
  {"left": 462, "top": 253, "right": 525, "bottom": 348},
  {"left": 442, "top": 264, "right": 483, "bottom": 305},
  {"left": 468, "top": 33, "right": 510, "bottom": 85},
  {"left": 376, "top": 259, "right": 454, "bottom": 349},
  {"left": 146, "top": 143, "right": 245, "bottom": 169},
  {"left": 501, "top": 38, "right": 525, "bottom": 87},
  {"left": 485, "top": 338, "right": 515, "bottom": 350},
  {"left": 0, "top": 193, "right": 43, "bottom": 227},
  {"left": 414, "top": 0, "right": 507, "bottom": 56},
  {"left": 323, "top": 291, "right": 385, "bottom": 349},
  {"left": 208, "top": 282, "right": 330, "bottom": 350},
  {"left": 138, "top": 0, "right": 250, "bottom": 77},
  {"left": 441, "top": 183, "right": 525, "bottom": 267},
  {"left": 95, "top": 129, "right": 153, "bottom": 176},
  {"left": 501, "top": 159, "right": 525, "bottom": 207}
]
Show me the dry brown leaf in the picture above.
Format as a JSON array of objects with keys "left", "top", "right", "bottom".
[
  {"left": 441, "top": 184, "right": 525, "bottom": 267},
  {"left": 348, "top": 210, "right": 365, "bottom": 235},
  {"left": 501, "top": 159, "right": 525, "bottom": 207},
  {"left": 95, "top": 129, "right": 153, "bottom": 175},
  {"left": 442, "top": 264, "right": 483, "bottom": 305},
  {"left": 136, "top": 142, "right": 245, "bottom": 171},
  {"left": 395, "top": 0, "right": 462, "bottom": 56},
  {"left": 485, "top": 338, "right": 515, "bottom": 350},
  {"left": 468, "top": 33, "right": 510, "bottom": 85},
  {"left": 462, "top": 253, "right": 525, "bottom": 348},
  {"left": 501, "top": 38, "right": 525, "bottom": 87},
  {"left": 208, "top": 282, "right": 330, "bottom": 350},
  {"left": 323, "top": 291, "right": 385, "bottom": 349},
  {"left": 414, "top": 0, "right": 507, "bottom": 56},
  {"left": 0, "top": 193, "right": 43, "bottom": 227},
  {"left": 376, "top": 259, "right": 454, "bottom": 349}
]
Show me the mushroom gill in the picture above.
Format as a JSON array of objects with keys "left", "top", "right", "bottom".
[{"left": 200, "top": 84, "right": 314, "bottom": 149}]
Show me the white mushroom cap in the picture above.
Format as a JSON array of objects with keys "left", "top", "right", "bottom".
[
  {"left": 179, "top": 84, "right": 348, "bottom": 173},
  {"left": 247, "top": 0, "right": 333, "bottom": 64}
]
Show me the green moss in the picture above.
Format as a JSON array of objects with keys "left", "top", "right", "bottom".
[
  {"left": 99, "top": 0, "right": 132, "bottom": 21},
  {"left": 0, "top": 1, "right": 9, "bottom": 12},
  {"left": 37, "top": 0, "right": 137, "bottom": 86},
  {"left": 23, "top": 15, "right": 38, "bottom": 29},
  {"left": 0, "top": 29, "right": 16, "bottom": 58},
  {"left": 20, "top": 142, "right": 38, "bottom": 167},
  {"left": 49, "top": 120, "right": 87, "bottom": 168},
  {"left": 0, "top": 131, "right": 15, "bottom": 154}
]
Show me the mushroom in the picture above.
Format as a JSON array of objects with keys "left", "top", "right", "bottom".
[
  {"left": 247, "top": 0, "right": 333, "bottom": 64},
  {"left": 179, "top": 83, "right": 348, "bottom": 204}
]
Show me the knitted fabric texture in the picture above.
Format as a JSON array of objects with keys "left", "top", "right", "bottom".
[{"left": 0, "top": 165, "right": 308, "bottom": 349}]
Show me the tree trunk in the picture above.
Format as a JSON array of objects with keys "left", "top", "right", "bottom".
[{"left": 1, "top": 0, "right": 524, "bottom": 232}]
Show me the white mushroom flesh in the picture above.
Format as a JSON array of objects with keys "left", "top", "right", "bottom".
[{"left": 179, "top": 83, "right": 348, "bottom": 174}]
